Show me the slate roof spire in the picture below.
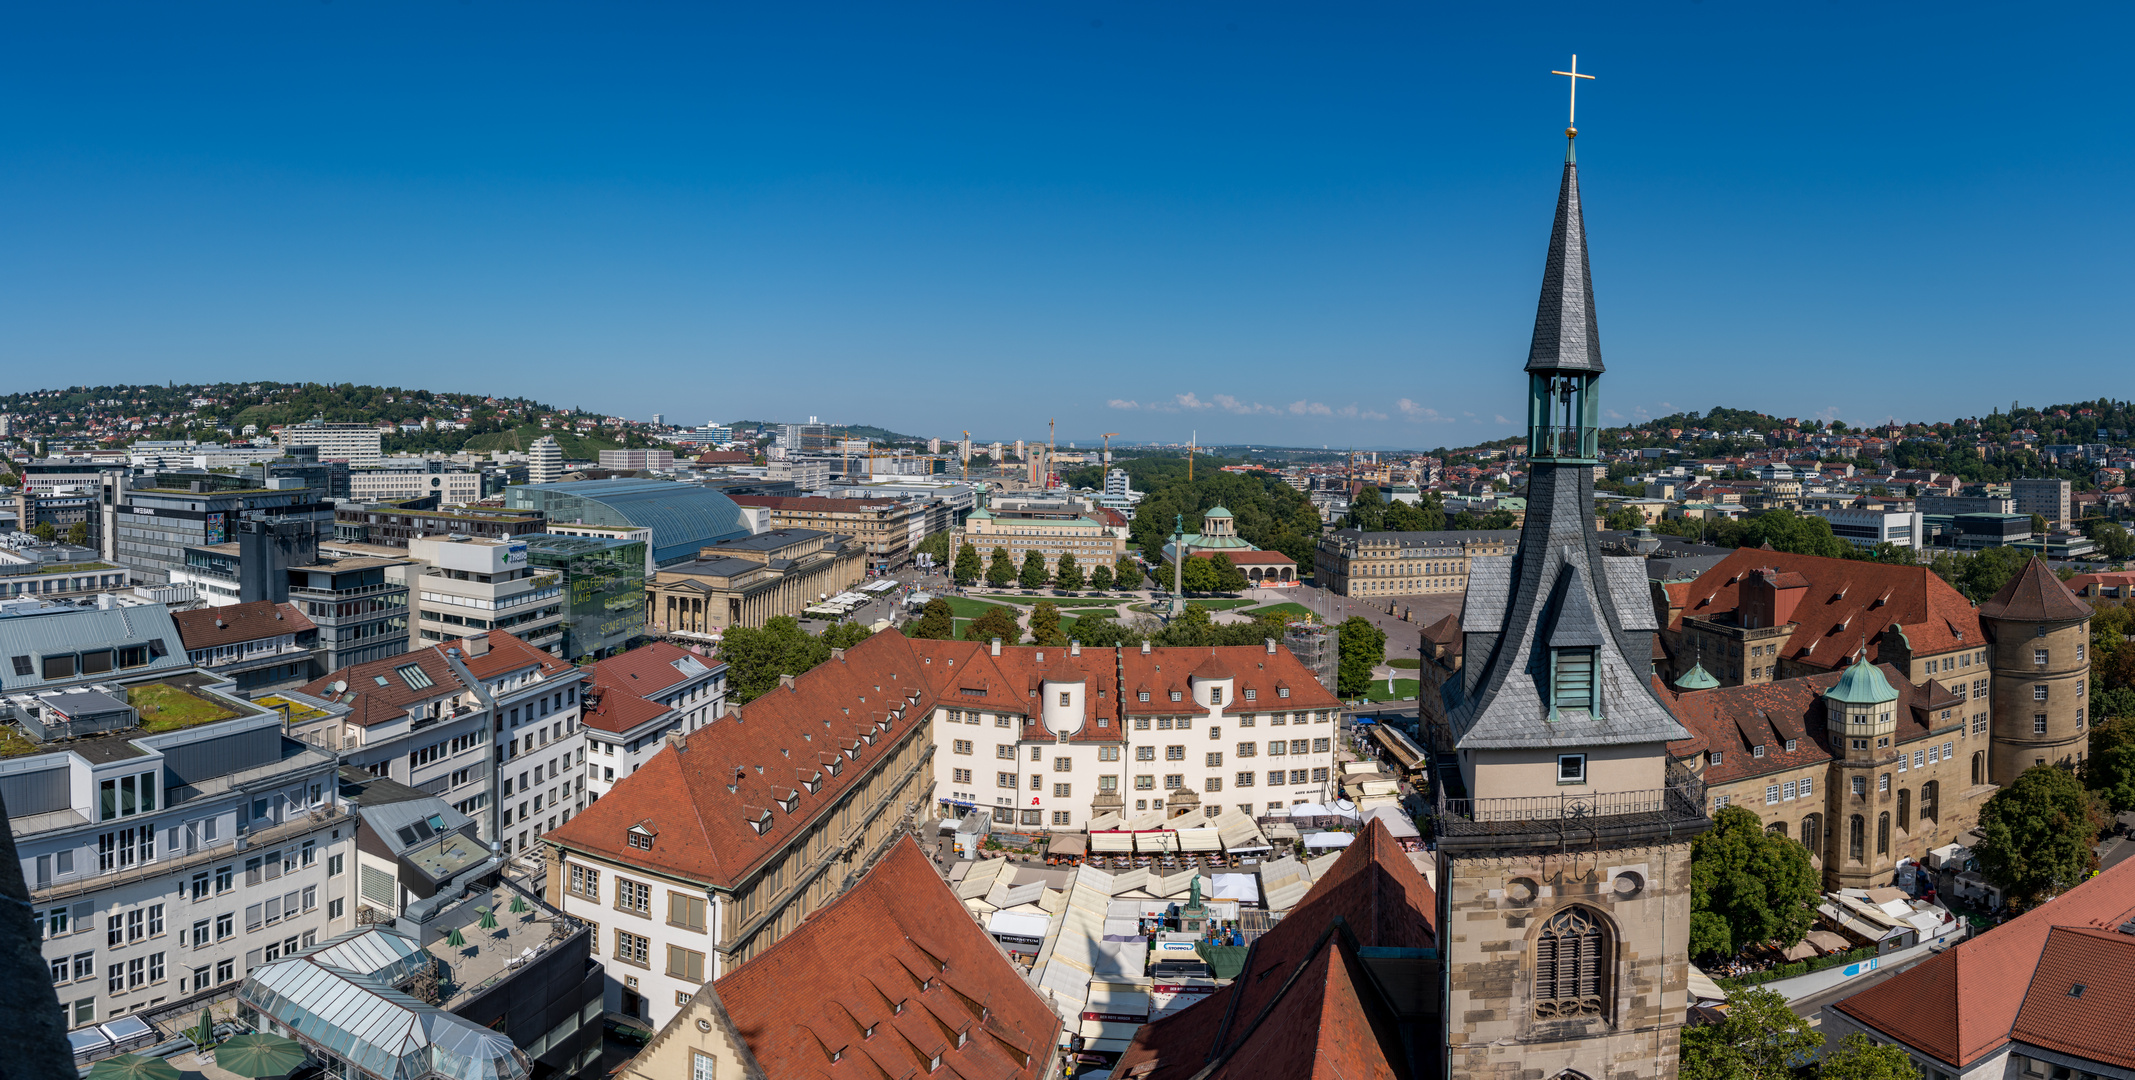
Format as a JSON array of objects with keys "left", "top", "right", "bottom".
[{"left": 1525, "top": 133, "right": 1603, "bottom": 375}]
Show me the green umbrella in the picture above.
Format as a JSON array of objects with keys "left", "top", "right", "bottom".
[
  {"left": 87, "top": 1054, "right": 182, "bottom": 1080},
  {"left": 213, "top": 1033, "right": 309, "bottom": 1079},
  {"left": 508, "top": 894, "right": 530, "bottom": 914},
  {"left": 445, "top": 926, "right": 466, "bottom": 948},
  {"left": 192, "top": 1008, "right": 215, "bottom": 1048},
  {"left": 476, "top": 906, "right": 497, "bottom": 929}
]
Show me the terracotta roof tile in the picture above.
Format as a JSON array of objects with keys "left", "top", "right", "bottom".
[
  {"left": 1672, "top": 550, "right": 1983, "bottom": 670},
  {"left": 172, "top": 601, "right": 314, "bottom": 649},
  {"left": 1978, "top": 557, "right": 2092, "bottom": 624},
  {"left": 714, "top": 838, "right": 1060, "bottom": 1080}
]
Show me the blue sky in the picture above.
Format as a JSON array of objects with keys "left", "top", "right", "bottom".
[{"left": 2, "top": 3, "right": 2129, "bottom": 449}]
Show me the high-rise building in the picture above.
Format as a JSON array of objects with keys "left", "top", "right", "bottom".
[
  {"left": 277, "top": 421, "right": 383, "bottom": 467},
  {"left": 2010, "top": 477, "right": 2072, "bottom": 528},
  {"left": 650, "top": 412, "right": 663, "bottom": 428},
  {"left": 528, "top": 436, "right": 563, "bottom": 485}
]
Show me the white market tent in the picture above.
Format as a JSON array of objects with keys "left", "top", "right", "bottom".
[
  {"left": 1091, "top": 831, "right": 1135, "bottom": 853},
  {"left": 1210, "top": 873, "right": 1260, "bottom": 904},
  {"left": 1087, "top": 812, "right": 1127, "bottom": 831},
  {"left": 1304, "top": 832, "right": 1355, "bottom": 850},
  {"left": 1362, "top": 806, "right": 1420, "bottom": 839},
  {"left": 1176, "top": 825, "right": 1224, "bottom": 852},
  {"left": 988, "top": 910, "right": 1052, "bottom": 942},
  {"left": 1135, "top": 831, "right": 1179, "bottom": 853}
]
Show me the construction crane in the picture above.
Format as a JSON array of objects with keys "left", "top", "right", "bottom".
[
  {"left": 1047, "top": 418, "right": 1056, "bottom": 489},
  {"left": 1101, "top": 433, "right": 1117, "bottom": 468},
  {"left": 960, "top": 430, "right": 971, "bottom": 481}
]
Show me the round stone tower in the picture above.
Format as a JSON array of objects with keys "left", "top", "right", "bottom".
[{"left": 1979, "top": 557, "right": 2093, "bottom": 784}]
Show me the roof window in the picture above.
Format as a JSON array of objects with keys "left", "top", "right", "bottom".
[{"left": 395, "top": 663, "right": 433, "bottom": 690}]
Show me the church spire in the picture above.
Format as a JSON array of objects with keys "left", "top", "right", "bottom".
[{"left": 1525, "top": 147, "right": 1602, "bottom": 376}]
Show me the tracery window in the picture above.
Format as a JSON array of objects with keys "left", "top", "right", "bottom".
[{"left": 1534, "top": 907, "right": 1609, "bottom": 1020}]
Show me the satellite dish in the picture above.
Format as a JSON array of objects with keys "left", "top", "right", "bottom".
[{"left": 330, "top": 680, "right": 347, "bottom": 694}]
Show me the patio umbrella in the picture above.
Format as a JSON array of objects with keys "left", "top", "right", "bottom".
[
  {"left": 476, "top": 906, "right": 498, "bottom": 929},
  {"left": 445, "top": 926, "right": 466, "bottom": 948},
  {"left": 509, "top": 894, "right": 530, "bottom": 914},
  {"left": 214, "top": 1033, "right": 308, "bottom": 1079},
  {"left": 87, "top": 1054, "right": 182, "bottom": 1080},
  {"left": 192, "top": 1008, "right": 215, "bottom": 1048}
]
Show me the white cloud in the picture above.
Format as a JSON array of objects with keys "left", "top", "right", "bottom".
[
  {"left": 1604, "top": 409, "right": 1624, "bottom": 420},
  {"left": 1361, "top": 409, "right": 1388, "bottom": 421},
  {"left": 1212, "top": 394, "right": 1280, "bottom": 415},
  {"left": 1175, "top": 392, "right": 1213, "bottom": 411},
  {"left": 1107, "top": 399, "right": 1140, "bottom": 410},
  {"left": 1289, "top": 400, "right": 1335, "bottom": 416},
  {"left": 1494, "top": 414, "right": 1511, "bottom": 425},
  {"left": 1396, "top": 399, "right": 1454, "bottom": 423}
]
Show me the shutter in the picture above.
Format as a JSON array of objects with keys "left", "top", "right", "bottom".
[
  {"left": 1534, "top": 934, "right": 1558, "bottom": 998},
  {"left": 264, "top": 896, "right": 281, "bottom": 922},
  {"left": 246, "top": 904, "right": 263, "bottom": 931},
  {"left": 359, "top": 865, "right": 395, "bottom": 905}
]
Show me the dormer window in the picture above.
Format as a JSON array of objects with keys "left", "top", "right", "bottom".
[
  {"left": 1752, "top": 745, "right": 1765, "bottom": 759},
  {"left": 1169, "top": 690, "right": 1182, "bottom": 702},
  {"left": 1278, "top": 687, "right": 1290, "bottom": 699},
  {"left": 1549, "top": 647, "right": 1596, "bottom": 718},
  {"left": 1709, "top": 751, "right": 1723, "bottom": 766},
  {"left": 1243, "top": 689, "right": 1256, "bottom": 701},
  {"left": 1138, "top": 692, "right": 1149, "bottom": 702},
  {"left": 626, "top": 826, "right": 656, "bottom": 850},
  {"left": 1785, "top": 739, "right": 1797, "bottom": 752}
]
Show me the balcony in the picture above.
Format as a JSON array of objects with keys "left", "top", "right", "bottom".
[{"left": 1430, "top": 755, "right": 1709, "bottom": 851}]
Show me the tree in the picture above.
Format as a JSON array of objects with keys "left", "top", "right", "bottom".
[
  {"left": 1180, "top": 555, "right": 1219, "bottom": 593},
  {"left": 64, "top": 521, "right": 89, "bottom": 547},
  {"left": 2083, "top": 715, "right": 2135, "bottom": 812},
  {"left": 2089, "top": 521, "right": 2135, "bottom": 560},
  {"left": 1336, "top": 617, "right": 1386, "bottom": 697},
  {"left": 1151, "top": 604, "right": 1218, "bottom": 647},
  {"left": 1055, "top": 553, "right": 1084, "bottom": 591},
  {"left": 965, "top": 606, "right": 1021, "bottom": 645},
  {"left": 953, "top": 543, "right": 983, "bottom": 586},
  {"left": 985, "top": 546, "right": 1015, "bottom": 588},
  {"left": 1029, "top": 601, "right": 1066, "bottom": 647},
  {"left": 1974, "top": 764, "right": 2107, "bottom": 909},
  {"left": 29, "top": 522, "right": 56, "bottom": 542},
  {"left": 1604, "top": 505, "right": 1648, "bottom": 532},
  {"left": 1068, "top": 610, "right": 1143, "bottom": 647},
  {"left": 914, "top": 530, "right": 951, "bottom": 565},
  {"left": 1679, "top": 987, "right": 1821, "bottom": 1080},
  {"left": 1816, "top": 1032, "right": 1922, "bottom": 1080},
  {"left": 718, "top": 617, "right": 835, "bottom": 703},
  {"left": 1115, "top": 555, "right": 1142, "bottom": 590},
  {"left": 1689, "top": 806, "right": 1820, "bottom": 962},
  {"left": 821, "top": 621, "right": 874, "bottom": 650},
  {"left": 1018, "top": 550, "right": 1050, "bottom": 589},
  {"left": 1089, "top": 563, "right": 1114, "bottom": 591},
  {"left": 909, "top": 598, "right": 955, "bottom": 640},
  {"left": 1344, "top": 486, "right": 1386, "bottom": 531},
  {"left": 2030, "top": 512, "right": 2050, "bottom": 537},
  {"left": 1209, "top": 553, "right": 1249, "bottom": 593},
  {"left": 1382, "top": 496, "right": 1445, "bottom": 532}
]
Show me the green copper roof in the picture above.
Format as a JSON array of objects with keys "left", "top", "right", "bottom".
[
  {"left": 1674, "top": 663, "right": 1719, "bottom": 691},
  {"left": 1825, "top": 656, "right": 1898, "bottom": 705},
  {"left": 1203, "top": 506, "right": 1233, "bottom": 518}
]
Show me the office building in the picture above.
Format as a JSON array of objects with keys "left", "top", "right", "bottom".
[
  {"left": 8, "top": 661, "right": 350, "bottom": 1033},
  {"left": 406, "top": 535, "right": 565, "bottom": 656},
  {"left": 644, "top": 529, "right": 867, "bottom": 640},
  {"left": 541, "top": 522, "right": 656, "bottom": 577},
  {"left": 778, "top": 421, "right": 834, "bottom": 453},
  {"left": 504, "top": 479, "right": 752, "bottom": 567},
  {"left": 522, "top": 534, "right": 648, "bottom": 660},
  {"left": 333, "top": 501, "right": 546, "bottom": 548},
  {"left": 1809, "top": 506, "right": 1925, "bottom": 549},
  {"left": 110, "top": 478, "right": 334, "bottom": 587},
  {"left": 581, "top": 642, "right": 726, "bottom": 802},
  {"left": 729, "top": 494, "right": 925, "bottom": 569},
  {"left": 2009, "top": 477, "right": 2072, "bottom": 527},
  {"left": 347, "top": 467, "right": 482, "bottom": 504},
  {"left": 1917, "top": 494, "right": 2017, "bottom": 517},
  {"left": 277, "top": 422, "right": 383, "bottom": 467},
  {"left": 1313, "top": 528, "right": 1518, "bottom": 597},
  {"left": 0, "top": 536, "right": 129, "bottom": 602},
  {"left": 766, "top": 456, "right": 832, "bottom": 489},
  {"left": 597, "top": 449, "right": 675, "bottom": 470},
  {"left": 0, "top": 604, "right": 194, "bottom": 695},
  {"left": 528, "top": 436, "right": 563, "bottom": 485},
  {"left": 286, "top": 549, "right": 414, "bottom": 673}
]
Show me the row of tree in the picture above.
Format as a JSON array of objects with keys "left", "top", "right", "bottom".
[{"left": 953, "top": 543, "right": 1145, "bottom": 592}]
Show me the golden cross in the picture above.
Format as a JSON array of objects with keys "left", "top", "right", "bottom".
[{"left": 1551, "top": 54, "right": 1595, "bottom": 127}]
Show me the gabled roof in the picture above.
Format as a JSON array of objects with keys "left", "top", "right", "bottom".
[
  {"left": 1111, "top": 820, "right": 1434, "bottom": 1080},
  {"left": 1668, "top": 549, "right": 1984, "bottom": 668},
  {"left": 1978, "top": 557, "right": 2092, "bottom": 624},
  {"left": 713, "top": 838, "right": 1060, "bottom": 1080},
  {"left": 2008, "top": 926, "right": 2135, "bottom": 1070},
  {"left": 595, "top": 640, "right": 721, "bottom": 696},
  {"left": 172, "top": 601, "right": 314, "bottom": 649},
  {"left": 1831, "top": 851, "right": 2135, "bottom": 1067}
]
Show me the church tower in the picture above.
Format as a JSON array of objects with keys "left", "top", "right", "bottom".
[{"left": 1431, "top": 125, "right": 1709, "bottom": 1080}]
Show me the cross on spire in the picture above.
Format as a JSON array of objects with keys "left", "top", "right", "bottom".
[{"left": 1551, "top": 54, "right": 1595, "bottom": 129}]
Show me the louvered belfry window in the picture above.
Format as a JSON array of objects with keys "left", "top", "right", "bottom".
[
  {"left": 1534, "top": 907, "right": 1607, "bottom": 1019},
  {"left": 1551, "top": 647, "right": 1595, "bottom": 715}
]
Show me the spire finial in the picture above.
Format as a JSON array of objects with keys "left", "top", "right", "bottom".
[{"left": 1551, "top": 55, "right": 1594, "bottom": 154}]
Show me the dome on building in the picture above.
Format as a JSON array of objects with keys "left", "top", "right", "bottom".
[
  {"left": 1674, "top": 663, "right": 1719, "bottom": 691},
  {"left": 1824, "top": 655, "right": 1898, "bottom": 705},
  {"left": 1203, "top": 506, "right": 1234, "bottom": 519}
]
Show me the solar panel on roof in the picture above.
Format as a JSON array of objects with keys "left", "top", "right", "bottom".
[{"left": 10, "top": 656, "right": 30, "bottom": 676}]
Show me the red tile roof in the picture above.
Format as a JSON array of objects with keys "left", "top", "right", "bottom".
[
  {"left": 299, "top": 630, "right": 573, "bottom": 727},
  {"left": 2008, "top": 926, "right": 2135, "bottom": 1070},
  {"left": 1670, "top": 550, "right": 1984, "bottom": 669},
  {"left": 172, "top": 601, "right": 314, "bottom": 649},
  {"left": 713, "top": 837, "right": 1061, "bottom": 1080},
  {"left": 1978, "top": 557, "right": 2092, "bottom": 624},
  {"left": 595, "top": 640, "right": 714, "bottom": 696},
  {"left": 1831, "top": 852, "right": 2135, "bottom": 1068},
  {"left": 1112, "top": 820, "right": 1434, "bottom": 1080}
]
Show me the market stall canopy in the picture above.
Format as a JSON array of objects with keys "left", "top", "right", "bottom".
[
  {"left": 1687, "top": 965, "right": 1728, "bottom": 1002},
  {"left": 987, "top": 910, "right": 1052, "bottom": 942},
  {"left": 1176, "top": 826, "right": 1223, "bottom": 852},
  {"left": 1210, "top": 873, "right": 1260, "bottom": 904},
  {"left": 1125, "top": 811, "right": 1171, "bottom": 830},
  {"left": 1361, "top": 806, "right": 1420, "bottom": 838},
  {"left": 1265, "top": 822, "right": 1301, "bottom": 841},
  {"left": 1091, "top": 832, "right": 1135, "bottom": 853},
  {"left": 1304, "top": 832, "right": 1355, "bottom": 849},
  {"left": 1777, "top": 940, "right": 1818, "bottom": 962},
  {"left": 1135, "top": 831, "right": 1179, "bottom": 853},
  {"left": 1087, "top": 812, "right": 1127, "bottom": 831},
  {"left": 1804, "top": 930, "right": 1851, "bottom": 954},
  {"left": 1050, "top": 833, "right": 1088, "bottom": 857}
]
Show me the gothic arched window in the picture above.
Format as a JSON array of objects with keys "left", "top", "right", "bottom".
[
  {"left": 1801, "top": 813, "right": 1823, "bottom": 859},
  {"left": 1920, "top": 780, "right": 1939, "bottom": 824},
  {"left": 1534, "top": 907, "right": 1610, "bottom": 1020},
  {"left": 1848, "top": 815, "right": 1865, "bottom": 862},
  {"left": 1877, "top": 812, "right": 1891, "bottom": 856}
]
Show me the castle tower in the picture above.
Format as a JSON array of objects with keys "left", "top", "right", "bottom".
[
  {"left": 1432, "top": 128, "right": 1708, "bottom": 1080},
  {"left": 1979, "top": 557, "right": 2093, "bottom": 783},
  {"left": 1822, "top": 656, "right": 1904, "bottom": 890}
]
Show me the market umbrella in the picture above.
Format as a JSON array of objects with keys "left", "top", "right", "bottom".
[
  {"left": 476, "top": 906, "right": 498, "bottom": 929},
  {"left": 86, "top": 1054, "right": 182, "bottom": 1080},
  {"left": 509, "top": 894, "right": 530, "bottom": 914},
  {"left": 445, "top": 926, "right": 466, "bottom": 948},
  {"left": 214, "top": 1033, "right": 308, "bottom": 1079},
  {"left": 191, "top": 1009, "right": 215, "bottom": 1048}
]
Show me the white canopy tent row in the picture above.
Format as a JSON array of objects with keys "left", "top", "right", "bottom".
[{"left": 1304, "top": 832, "right": 1355, "bottom": 850}]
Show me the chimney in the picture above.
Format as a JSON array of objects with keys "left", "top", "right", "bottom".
[
  {"left": 446, "top": 647, "right": 460, "bottom": 658},
  {"left": 1070, "top": 641, "right": 1080, "bottom": 656},
  {"left": 464, "top": 634, "right": 490, "bottom": 657},
  {"left": 1266, "top": 638, "right": 1277, "bottom": 654},
  {"left": 990, "top": 638, "right": 1001, "bottom": 657},
  {"left": 1141, "top": 640, "right": 1152, "bottom": 655},
  {"left": 779, "top": 674, "right": 796, "bottom": 691},
  {"left": 667, "top": 730, "right": 688, "bottom": 753},
  {"left": 831, "top": 648, "right": 846, "bottom": 662}
]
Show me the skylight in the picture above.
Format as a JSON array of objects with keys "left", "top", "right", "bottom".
[{"left": 396, "top": 663, "right": 434, "bottom": 690}]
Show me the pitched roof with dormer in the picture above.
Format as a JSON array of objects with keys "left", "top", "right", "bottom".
[{"left": 1668, "top": 549, "right": 1984, "bottom": 668}]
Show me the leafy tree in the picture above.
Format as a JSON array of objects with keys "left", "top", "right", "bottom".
[
  {"left": 985, "top": 546, "right": 1015, "bottom": 588},
  {"left": 1089, "top": 563, "right": 1114, "bottom": 591},
  {"left": 2088, "top": 521, "right": 2135, "bottom": 560},
  {"left": 1151, "top": 604, "right": 1218, "bottom": 647},
  {"left": 821, "top": 621, "right": 875, "bottom": 650},
  {"left": 1180, "top": 555, "right": 1219, "bottom": 593},
  {"left": 1739, "top": 508, "right": 1850, "bottom": 558},
  {"left": 1068, "top": 610, "right": 1143, "bottom": 647},
  {"left": 1055, "top": 553, "right": 1084, "bottom": 591},
  {"left": 914, "top": 530, "right": 951, "bottom": 564},
  {"left": 64, "top": 521, "right": 89, "bottom": 547},
  {"left": 953, "top": 543, "right": 983, "bottom": 585},
  {"left": 1679, "top": 987, "right": 1821, "bottom": 1080},
  {"left": 1689, "top": 806, "right": 1820, "bottom": 962},
  {"left": 1382, "top": 496, "right": 1445, "bottom": 532},
  {"left": 909, "top": 598, "right": 956, "bottom": 640},
  {"left": 2084, "top": 715, "right": 2135, "bottom": 813},
  {"left": 1018, "top": 550, "right": 1050, "bottom": 589},
  {"left": 2030, "top": 513, "right": 2050, "bottom": 537},
  {"left": 1974, "top": 764, "right": 2107, "bottom": 909},
  {"left": 718, "top": 616, "right": 865, "bottom": 703},
  {"left": 1029, "top": 601, "right": 1066, "bottom": 647},
  {"left": 29, "top": 522, "right": 56, "bottom": 542},
  {"left": 1115, "top": 555, "right": 1142, "bottom": 590},
  {"left": 1209, "top": 553, "right": 1249, "bottom": 593},
  {"left": 1343, "top": 486, "right": 1386, "bottom": 531},
  {"left": 1336, "top": 617, "right": 1386, "bottom": 697},
  {"left": 1604, "top": 505, "right": 1649, "bottom": 532},
  {"left": 965, "top": 606, "right": 1021, "bottom": 645},
  {"left": 1815, "top": 1032, "right": 1921, "bottom": 1080}
]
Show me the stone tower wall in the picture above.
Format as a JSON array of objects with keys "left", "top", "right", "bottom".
[{"left": 1984, "top": 614, "right": 2090, "bottom": 783}]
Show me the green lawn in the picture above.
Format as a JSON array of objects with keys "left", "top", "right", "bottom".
[
  {"left": 976, "top": 595, "right": 1125, "bottom": 608},
  {"left": 130, "top": 683, "right": 240, "bottom": 732},
  {"left": 1388, "top": 658, "right": 1421, "bottom": 669},
  {"left": 1359, "top": 679, "right": 1422, "bottom": 702},
  {"left": 945, "top": 597, "right": 1013, "bottom": 620},
  {"left": 1247, "top": 601, "right": 1318, "bottom": 622}
]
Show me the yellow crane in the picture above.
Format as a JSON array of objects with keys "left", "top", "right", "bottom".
[{"left": 960, "top": 430, "right": 971, "bottom": 481}]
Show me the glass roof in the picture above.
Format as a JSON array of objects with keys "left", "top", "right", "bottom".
[
  {"left": 240, "top": 928, "right": 530, "bottom": 1080},
  {"left": 506, "top": 479, "right": 750, "bottom": 565}
]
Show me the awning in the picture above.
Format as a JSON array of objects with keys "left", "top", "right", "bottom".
[
  {"left": 1362, "top": 806, "right": 1419, "bottom": 838},
  {"left": 1050, "top": 833, "right": 1088, "bottom": 857},
  {"left": 1136, "top": 832, "right": 1179, "bottom": 853},
  {"left": 1687, "top": 965, "right": 1728, "bottom": 1002},
  {"left": 1304, "top": 832, "right": 1355, "bottom": 849},
  {"left": 1804, "top": 930, "right": 1851, "bottom": 954},
  {"left": 1088, "top": 812, "right": 1127, "bottom": 831},
  {"left": 1777, "top": 939, "right": 1817, "bottom": 962},
  {"left": 1092, "top": 831, "right": 1134, "bottom": 853},
  {"left": 1177, "top": 827, "right": 1223, "bottom": 852},
  {"left": 1210, "top": 873, "right": 1260, "bottom": 903},
  {"left": 988, "top": 910, "right": 1051, "bottom": 944},
  {"left": 1265, "top": 822, "right": 1300, "bottom": 840}
]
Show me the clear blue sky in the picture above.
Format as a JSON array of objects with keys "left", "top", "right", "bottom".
[{"left": 3, "top": 3, "right": 2128, "bottom": 449}]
